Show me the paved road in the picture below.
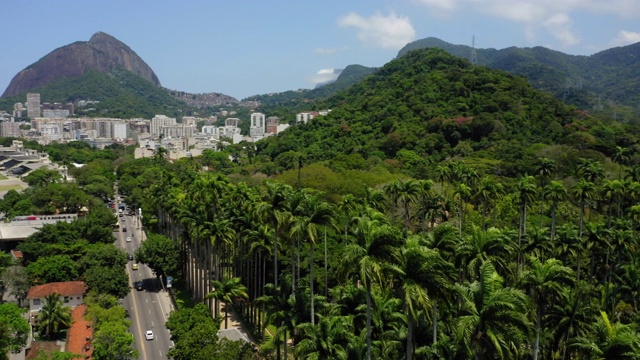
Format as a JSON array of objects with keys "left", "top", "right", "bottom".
[{"left": 115, "top": 209, "right": 173, "bottom": 359}]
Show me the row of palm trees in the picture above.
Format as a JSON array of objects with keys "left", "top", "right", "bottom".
[{"left": 143, "top": 155, "right": 640, "bottom": 359}]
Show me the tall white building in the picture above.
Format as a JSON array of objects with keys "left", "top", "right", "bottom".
[
  {"left": 250, "top": 112, "right": 265, "bottom": 138},
  {"left": 150, "top": 115, "right": 176, "bottom": 136},
  {"left": 113, "top": 122, "right": 127, "bottom": 139}
]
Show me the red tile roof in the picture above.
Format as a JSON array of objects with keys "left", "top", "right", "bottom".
[
  {"left": 67, "top": 304, "right": 93, "bottom": 359},
  {"left": 10, "top": 249, "right": 23, "bottom": 259},
  {"left": 27, "top": 281, "right": 86, "bottom": 299}
]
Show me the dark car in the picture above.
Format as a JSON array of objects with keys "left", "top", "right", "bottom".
[
  {"left": 129, "top": 254, "right": 134, "bottom": 261},
  {"left": 122, "top": 227, "right": 127, "bottom": 232},
  {"left": 134, "top": 281, "right": 144, "bottom": 291}
]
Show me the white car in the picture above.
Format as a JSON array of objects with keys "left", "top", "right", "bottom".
[
  {"left": 145, "top": 330, "right": 154, "bottom": 340},
  {"left": 126, "top": 236, "right": 131, "bottom": 242}
]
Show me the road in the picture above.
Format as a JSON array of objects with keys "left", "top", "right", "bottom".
[{"left": 114, "top": 206, "right": 173, "bottom": 359}]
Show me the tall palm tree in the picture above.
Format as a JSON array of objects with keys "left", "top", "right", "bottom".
[
  {"left": 474, "top": 176, "right": 504, "bottom": 230},
  {"left": 456, "top": 226, "right": 514, "bottom": 281},
  {"left": 456, "top": 262, "right": 531, "bottom": 360},
  {"left": 453, "top": 183, "right": 472, "bottom": 238},
  {"left": 396, "top": 236, "right": 455, "bottom": 359},
  {"left": 545, "top": 180, "right": 567, "bottom": 242},
  {"left": 519, "top": 256, "right": 575, "bottom": 360},
  {"left": 536, "top": 158, "right": 556, "bottom": 227},
  {"left": 206, "top": 277, "right": 248, "bottom": 329},
  {"left": 385, "top": 179, "right": 420, "bottom": 235},
  {"left": 515, "top": 175, "right": 537, "bottom": 271},
  {"left": 258, "top": 181, "right": 292, "bottom": 289},
  {"left": 612, "top": 146, "right": 630, "bottom": 180},
  {"left": 290, "top": 193, "right": 335, "bottom": 325},
  {"left": 573, "top": 178, "right": 596, "bottom": 240},
  {"left": 37, "top": 293, "right": 72, "bottom": 339},
  {"left": 339, "top": 210, "right": 402, "bottom": 360}
]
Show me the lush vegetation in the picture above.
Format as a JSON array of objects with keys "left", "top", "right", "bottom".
[{"left": 4, "top": 44, "right": 640, "bottom": 359}]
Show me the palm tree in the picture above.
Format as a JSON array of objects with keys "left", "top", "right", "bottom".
[
  {"left": 296, "top": 314, "right": 353, "bottom": 359},
  {"left": 339, "top": 210, "right": 402, "bottom": 360},
  {"left": 338, "top": 194, "right": 358, "bottom": 241},
  {"left": 571, "top": 311, "right": 640, "bottom": 359},
  {"left": 456, "top": 262, "right": 531, "bottom": 359},
  {"left": 519, "top": 256, "right": 575, "bottom": 360},
  {"left": 545, "top": 180, "right": 567, "bottom": 242},
  {"left": 474, "top": 176, "right": 504, "bottom": 230},
  {"left": 515, "top": 175, "right": 537, "bottom": 271},
  {"left": 258, "top": 181, "right": 292, "bottom": 289},
  {"left": 612, "top": 146, "right": 630, "bottom": 180},
  {"left": 453, "top": 183, "right": 472, "bottom": 237},
  {"left": 206, "top": 277, "right": 248, "bottom": 329},
  {"left": 37, "top": 293, "right": 72, "bottom": 339},
  {"left": 396, "top": 236, "right": 455, "bottom": 359},
  {"left": 456, "top": 226, "right": 514, "bottom": 281},
  {"left": 625, "top": 165, "right": 640, "bottom": 182},
  {"left": 536, "top": 158, "right": 556, "bottom": 227},
  {"left": 290, "top": 193, "right": 335, "bottom": 325},
  {"left": 573, "top": 178, "right": 596, "bottom": 240},
  {"left": 384, "top": 179, "right": 420, "bottom": 235}
]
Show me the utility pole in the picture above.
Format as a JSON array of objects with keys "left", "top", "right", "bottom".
[{"left": 470, "top": 35, "right": 478, "bottom": 65}]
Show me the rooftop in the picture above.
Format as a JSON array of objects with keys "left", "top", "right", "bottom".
[
  {"left": 66, "top": 304, "right": 93, "bottom": 359},
  {"left": 27, "top": 281, "right": 86, "bottom": 299}
]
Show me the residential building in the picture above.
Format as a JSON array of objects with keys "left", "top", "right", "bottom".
[
  {"left": 27, "top": 281, "right": 86, "bottom": 313},
  {"left": 249, "top": 112, "right": 265, "bottom": 138},
  {"left": 150, "top": 115, "right": 176, "bottom": 136},
  {"left": 27, "top": 93, "right": 41, "bottom": 119}
]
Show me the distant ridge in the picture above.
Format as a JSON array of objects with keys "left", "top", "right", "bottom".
[
  {"left": 2, "top": 32, "right": 161, "bottom": 97},
  {"left": 396, "top": 37, "right": 640, "bottom": 115}
]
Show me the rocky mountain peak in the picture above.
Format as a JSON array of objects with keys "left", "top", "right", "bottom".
[{"left": 2, "top": 32, "right": 161, "bottom": 98}]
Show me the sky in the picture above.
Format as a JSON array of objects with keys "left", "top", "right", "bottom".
[{"left": 2, "top": 0, "right": 640, "bottom": 100}]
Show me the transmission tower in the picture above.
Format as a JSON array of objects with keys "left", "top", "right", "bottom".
[{"left": 470, "top": 35, "right": 478, "bottom": 65}]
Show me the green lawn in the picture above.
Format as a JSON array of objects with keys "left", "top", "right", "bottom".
[{"left": 0, "top": 174, "right": 7, "bottom": 180}]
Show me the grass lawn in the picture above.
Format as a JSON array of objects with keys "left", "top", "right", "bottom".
[
  {"left": 0, "top": 184, "right": 23, "bottom": 191},
  {"left": 0, "top": 174, "right": 7, "bottom": 180}
]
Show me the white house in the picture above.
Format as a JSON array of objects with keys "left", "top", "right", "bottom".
[{"left": 26, "top": 281, "right": 87, "bottom": 313}]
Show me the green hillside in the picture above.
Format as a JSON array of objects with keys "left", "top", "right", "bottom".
[
  {"left": 257, "top": 48, "right": 618, "bottom": 178},
  {"left": 0, "top": 67, "right": 189, "bottom": 119}
]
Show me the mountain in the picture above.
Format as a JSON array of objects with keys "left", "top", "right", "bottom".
[
  {"left": 396, "top": 37, "right": 640, "bottom": 116},
  {"left": 2, "top": 32, "right": 160, "bottom": 98},
  {"left": 258, "top": 48, "right": 599, "bottom": 178}
]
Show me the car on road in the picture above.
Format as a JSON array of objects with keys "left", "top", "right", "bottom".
[
  {"left": 145, "top": 330, "right": 154, "bottom": 340},
  {"left": 129, "top": 254, "right": 134, "bottom": 261},
  {"left": 134, "top": 281, "right": 144, "bottom": 291},
  {"left": 126, "top": 236, "right": 131, "bottom": 242},
  {"left": 122, "top": 227, "right": 127, "bottom": 232},
  {"left": 132, "top": 263, "right": 139, "bottom": 270}
]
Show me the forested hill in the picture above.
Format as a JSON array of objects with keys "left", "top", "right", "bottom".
[
  {"left": 397, "top": 37, "right": 640, "bottom": 117},
  {"left": 258, "top": 48, "right": 618, "bottom": 177}
]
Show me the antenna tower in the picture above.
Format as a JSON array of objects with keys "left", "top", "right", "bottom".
[{"left": 470, "top": 35, "right": 478, "bottom": 65}]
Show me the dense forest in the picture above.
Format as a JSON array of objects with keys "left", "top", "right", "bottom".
[{"left": 4, "top": 47, "right": 640, "bottom": 359}]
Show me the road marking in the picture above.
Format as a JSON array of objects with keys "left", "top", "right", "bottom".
[
  {"left": 131, "top": 272, "right": 147, "bottom": 360},
  {"left": 159, "top": 350, "right": 163, "bottom": 357}
]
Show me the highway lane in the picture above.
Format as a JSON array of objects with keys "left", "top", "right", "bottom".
[{"left": 116, "top": 208, "right": 173, "bottom": 359}]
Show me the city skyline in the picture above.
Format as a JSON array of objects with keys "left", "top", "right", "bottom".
[{"left": 2, "top": 0, "right": 639, "bottom": 100}]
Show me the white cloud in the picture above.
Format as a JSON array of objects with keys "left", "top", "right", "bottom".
[
  {"left": 338, "top": 12, "right": 416, "bottom": 50},
  {"left": 309, "top": 68, "right": 340, "bottom": 85},
  {"left": 543, "top": 13, "right": 579, "bottom": 46},
  {"left": 611, "top": 30, "right": 640, "bottom": 46}
]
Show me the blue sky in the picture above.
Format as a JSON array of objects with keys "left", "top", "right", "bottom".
[{"left": 2, "top": 0, "right": 639, "bottom": 100}]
